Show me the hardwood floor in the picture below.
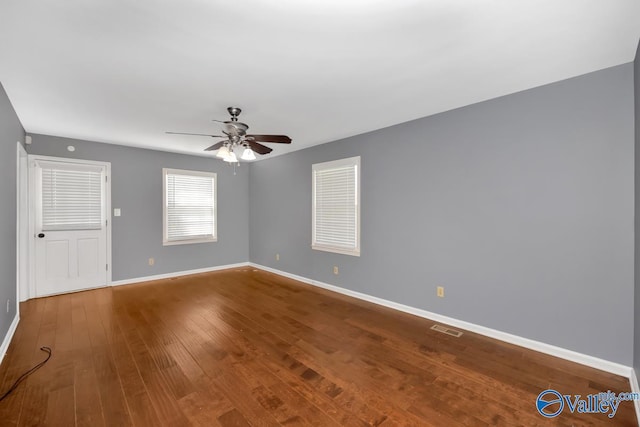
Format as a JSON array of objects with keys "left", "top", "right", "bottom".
[{"left": 0, "top": 267, "right": 636, "bottom": 426}]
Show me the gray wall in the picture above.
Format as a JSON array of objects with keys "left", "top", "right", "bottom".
[
  {"left": 28, "top": 135, "right": 249, "bottom": 281},
  {"left": 634, "top": 39, "right": 640, "bottom": 379},
  {"left": 0, "top": 83, "right": 25, "bottom": 344},
  {"left": 250, "top": 64, "right": 635, "bottom": 365}
]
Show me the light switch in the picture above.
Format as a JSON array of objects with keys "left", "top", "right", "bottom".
[{"left": 114, "top": 208, "right": 121, "bottom": 217}]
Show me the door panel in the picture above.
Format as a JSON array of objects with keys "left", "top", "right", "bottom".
[
  {"left": 77, "top": 237, "right": 100, "bottom": 277},
  {"left": 43, "top": 239, "right": 69, "bottom": 278}
]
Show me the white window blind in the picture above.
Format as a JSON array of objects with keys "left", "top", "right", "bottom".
[
  {"left": 41, "top": 166, "right": 103, "bottom": 231},
  {"left": 163, "top": 168, "right": 217, "bottom": 245},
  {"left": 312, "top": 156, "right": 360, "bottom": 256}
]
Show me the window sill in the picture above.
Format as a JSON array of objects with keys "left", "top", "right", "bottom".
[
  {"left": 163, "top": 237, "right": 217, "bottom": 246},
  {"left": 312, "top": 244, "right": 360, "bottom": 257}
]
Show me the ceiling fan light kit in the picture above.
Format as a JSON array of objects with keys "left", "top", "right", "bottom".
[
  {"left": 223, "top": 150, "right": 238, "bottom": 163},
  {"left": 241, "top": 146, "right": 256, "bottom": 160},
  {"left": 167, "top": 107, "right": 292, "bottom": 164},
  {"left": 216, "top": 145, "right": 230, "bottom": 159}
]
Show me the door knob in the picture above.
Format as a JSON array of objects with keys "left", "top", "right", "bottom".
[{"left": 37, "top": 233, "right": 45, "bottom": 238}]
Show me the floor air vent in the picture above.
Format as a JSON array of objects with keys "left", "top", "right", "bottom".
[{"left": 430, "top": 324, "right": 463, "bottom": 337}]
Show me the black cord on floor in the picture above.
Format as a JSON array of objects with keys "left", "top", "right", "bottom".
[{"left": 0, "top": 346, "right": 52, "bottom": 402}]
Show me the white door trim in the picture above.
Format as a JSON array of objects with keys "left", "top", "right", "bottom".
[
  {"left": 16, "top": 142, "right": 27, "bottom": 306},
  {"left": 27, "top": 155, "right": 112, "bottom": 299}
]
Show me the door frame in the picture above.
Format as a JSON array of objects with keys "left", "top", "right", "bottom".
[
  {"left": 27, "top": 155, "right": 112, "bottom": 299},
  {"left": 17, "top": 142, "right": 28, "bottom": 305}
]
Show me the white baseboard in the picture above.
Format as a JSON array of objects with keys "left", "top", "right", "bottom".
[
  {"left": 250, "top": 263, "right": 633, "bottom": 379},
  {"left": 629, "top": 369, "right": 640, "bottom": 424},
  {"left": 0, "top": 314, "right": 20, "bottom": 367},
  {"left": 111, "top": 262, "right": 250, "bottom": 287}
]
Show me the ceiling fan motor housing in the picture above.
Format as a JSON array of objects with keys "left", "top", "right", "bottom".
[{"left": 224, "top": 122, "right": 248, "bottom": 136}]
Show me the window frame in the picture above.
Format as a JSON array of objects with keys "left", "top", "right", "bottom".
[
  {"left": 312, "top": 156, "right": 361, "bottom": 257},
  {"left": 163, "top": 168, "right": 217, "bottom": 246}
]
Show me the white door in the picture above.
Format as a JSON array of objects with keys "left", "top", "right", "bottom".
[{"left": 31, "top": 158, "right": 110, "bottom": 297}]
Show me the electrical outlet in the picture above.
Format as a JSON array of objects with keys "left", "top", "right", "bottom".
[
  {"left": 437, "top": 286, "right": 444, "bottom": 298},
  {"left": 148, "top": 257, "right": 155, "bottom": 266},
  {"left": 6, "top": 299, "right": 10, "bottom": 313},
  {"left": 276, "top": 253, "right": 280, "bottom": 261},
  {"left": 333, "top": 266, "right": 339, "bottom": 275}
]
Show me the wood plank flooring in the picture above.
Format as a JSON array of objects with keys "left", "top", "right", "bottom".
[{"left": 0, "top": 267, "right": 636, "bottom": 426}]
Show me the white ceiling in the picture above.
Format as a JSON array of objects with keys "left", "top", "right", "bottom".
[{"left": 0, "top": 0, "right": 638, "bottom": 159}]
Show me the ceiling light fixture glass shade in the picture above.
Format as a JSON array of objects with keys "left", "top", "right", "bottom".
[
  {"left": 241, "top": 147, "right": 256, "bottom": 161},
  {"left": 223, "top": 150, "right": 238, "bottom": 163},
  {"left": 216, "top": 145, "right": 230, "bottom": 159}
]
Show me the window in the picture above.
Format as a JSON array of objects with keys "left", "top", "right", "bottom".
[
  {"left": 41, "top": 162, "right": 104, "bottom": 231},
  {"left": 312, "top": 156, "right": 360, "bottom": 256},
  {"left": 163, "top": 168, "right": 217, "bottom": 245}
]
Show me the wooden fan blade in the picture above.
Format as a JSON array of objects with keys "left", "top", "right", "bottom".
[
  {"left": 246, "top": 134, "right": 291, "bottom": 144},
  {"left": 166, "top": 131, "right": 225, "bottom": 138},
  {"left": 247, "top": 140, "right": 273, "bottom": 155},
  {"left": 204, "top": 141, "right": 226, "bottom": 151}
]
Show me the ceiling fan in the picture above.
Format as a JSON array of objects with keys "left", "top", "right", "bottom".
[{"left": 166, "top": 107, "right": 291, "bottom": 162}]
